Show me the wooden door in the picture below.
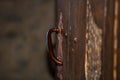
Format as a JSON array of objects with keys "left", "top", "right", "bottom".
[{"left": 56, "top": 0, "right": 116, "bottom": 80}]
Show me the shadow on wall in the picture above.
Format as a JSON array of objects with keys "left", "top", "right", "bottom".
[{"left": 0, "top": 0, "right": 55, "bottom": 80}]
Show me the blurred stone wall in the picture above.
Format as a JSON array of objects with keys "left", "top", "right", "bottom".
[{"left": 0, "top": 0, "right": 55, "bottom": 80}]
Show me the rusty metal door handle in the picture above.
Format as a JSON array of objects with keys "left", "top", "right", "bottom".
[{"left": 47, "top": 27, "right": 63, "bottom": 65}]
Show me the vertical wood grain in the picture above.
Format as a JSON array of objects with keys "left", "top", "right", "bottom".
[
  {"left": 102, "top": 0, "right": 114, "bottom": 80},
  {"left": 117, "top": 0, "right": 120, "bottom": 79},
  {"left": 57, "top": 0, "right": 115, "bottom": 80},
  {"left": 57, "top": 0, "right": 86, "bottom": 80},
  {"left": 87, "top": 0, "right": 114, "bottom": 80}
]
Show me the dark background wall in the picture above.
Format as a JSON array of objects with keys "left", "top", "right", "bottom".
[{"left": 0, "top": 0, "right": 55, "bottom": 80}]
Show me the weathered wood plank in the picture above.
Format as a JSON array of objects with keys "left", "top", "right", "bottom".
[
  {"left": 87, "top": 0, "right": 114, "bottom": 80},
  {"left": 117, "top": 0, "right": 120, "bottom": 79},
  {"left": 57, "top": 0, "right": 114, "bottom": 80},
  {"left": 57, "top": 0, "right": 86, "bottom": 80},
  {"left": 102, "top": 0, "right": 114, "bottom": 80}
]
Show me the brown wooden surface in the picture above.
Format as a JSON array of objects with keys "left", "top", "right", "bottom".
[
  {"left": 88, "top": 0, "right": 114, "bottom": 80},
  {"left": 57, "top": 0, "right": 115, "bottom": 80},
  {"left": 117, "top": 0, "right": 120, "bottom": 79},
  {"left": 57, "top": 0, "right": 86, "bottom": 80},
  {"left": 102, "top": 0, "right": 114, "bottom": 80}
]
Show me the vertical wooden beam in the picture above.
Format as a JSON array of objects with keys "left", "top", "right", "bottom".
[
  {"left": 102, "top": 0, "right": 114, "bottom": 80},
  {"left": 88, "top": 0, "right": 114, "bottom": 80},
  {"left": 117, "top": 0, "right": 120, "bottom": 79},
  {"left": 57, "top": 0, "right": 114, "bottom": 80},
  {"left": 57, "top": 0, "right": 70, "bottom": 80},
  {"left": 57, "top": 0, "right": 86, "bottom": 80}
]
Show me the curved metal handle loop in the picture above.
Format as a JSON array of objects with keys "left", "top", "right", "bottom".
[{"left": 47, "top": 28, "right": 63, "bottom": 65}]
